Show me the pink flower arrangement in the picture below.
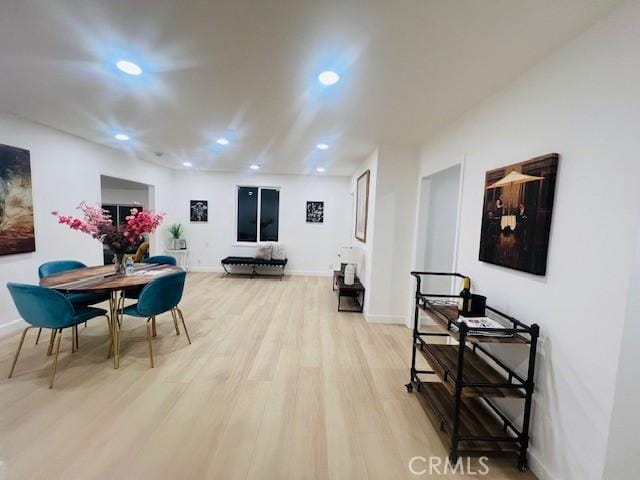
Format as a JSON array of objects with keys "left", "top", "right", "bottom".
[{"left": 52, "top": 202, "right": 165, "bottom": 254}]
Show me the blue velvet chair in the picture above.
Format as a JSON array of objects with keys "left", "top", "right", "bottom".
[
  {"left": 121, "top": 271, "right": 190, "bottom": 367},
  {"left": 144, "top": 255, "right": 177, "bottom": 266},
  {"left": 38, "top": 260, "right": 109, "bottom": 306},
  {"left": 37, "top": 260, "right": 109, "bottom": 348},
  {"left": 6, "top": 283, "right": 108, "bottom": 388},
  {"left": 124, "top": 255, "right": 178, "bottom": 300}
]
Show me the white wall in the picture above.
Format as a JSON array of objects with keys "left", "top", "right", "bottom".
[
  {"left": 602, "top": 225, "right": 640, "bottom": 479},
  {"left": 0, "top": 114, "right": 173, "bottom": 332},
  {"left": 170, "top": 170, "right": 351, "bottom": 275},
  {"left": 349, "top": 149, "right": 378, "bottom": 311},
  {"left": 416, "top": 2, "right": 640, "bottom": 479},
  {"left": 366, "top": 145, "right": 419, "bottom": 323}
]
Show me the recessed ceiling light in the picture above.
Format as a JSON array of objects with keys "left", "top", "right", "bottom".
[
  {"left": 114, "top": 133, "right": 130, "bottom": 141},
  {"left": 216, "top": 137, "right": 230, "bottom": 146},
  {"left": 250, "top": 164, "right": 260, "bottom": 170},
  {"left": 316, "top": 143, "right": 330, "bottom": 150},
  {"left": 183, "top": 161, "right": 192, "bottom": 167},
  {"left": 116, "top": 60, "right": 143, "bottom": 76},
  {"left": 318, "top": 70, "right": 340, "bottom": 86},
  {"left": 316, "top": 167, "right": 326, "bottom": 173}
]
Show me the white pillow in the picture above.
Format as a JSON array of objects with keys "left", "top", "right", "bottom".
[
  {"left": 255, "top": 242, "right": 272, "bottom": 260},
  {"left": 271, "top": 243, "right": 287, "bottom": 260}
]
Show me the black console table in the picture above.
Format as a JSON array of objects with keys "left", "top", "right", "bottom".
[
  {"left": 333, "top": 270, "right": 365, "bottom": 312},
  {"left": 406, "top": 271, "right": 539, "bottom": 472}
]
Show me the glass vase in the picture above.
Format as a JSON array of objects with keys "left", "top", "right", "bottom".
[{"left": 114, "top": 253, "right": 127, "bottom": 274}]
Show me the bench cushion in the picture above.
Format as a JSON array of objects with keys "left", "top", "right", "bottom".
[{"left": 221, "top": 256, "right": 288, "bottom": 266}]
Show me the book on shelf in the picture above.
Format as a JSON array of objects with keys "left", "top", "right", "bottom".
[{"left": 453, "top": 315, "right": 514, "bottom": 337}]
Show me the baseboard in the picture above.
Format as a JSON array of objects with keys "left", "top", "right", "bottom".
[
  {"left": 187, "top": 266, "right": 225, "bottom": 273},
  {"left": 0, "top": 318, "right": 26, "bottom": 339},
  {"left": 364, "top": 313, "right": 407, "bottom": 325},
  {"left": 186, "top": 266, "right": 332, "bottom": 277},
  {"left": 527, "top": 450, "right": 555, "bottom": 480}
]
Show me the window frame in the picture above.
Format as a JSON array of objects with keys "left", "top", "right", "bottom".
[{"left": 235, "top": 185, "right": 281, "bottom": 245}]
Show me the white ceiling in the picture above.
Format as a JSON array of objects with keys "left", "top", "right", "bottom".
[{"left": 0, "top": 0, "right": 622, "bottom": 176}]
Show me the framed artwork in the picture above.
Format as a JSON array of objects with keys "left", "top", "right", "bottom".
[
  {"left": 0, "top": 144, "right": 36, "bottom": 256},
  {"left": 306, "top": 201, "right": 324, "bottom": 223},
  {"left": 355, "top": 169, "right": 370, "bottom": 242},
  {"left": 190, "top": 200, "right": 208, "bottom": 222},
  {"left": 479, "top": 153, "right": 558, "bottom": 275}
]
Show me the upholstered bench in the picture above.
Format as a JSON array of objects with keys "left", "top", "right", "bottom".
[{"left": 221, "top": 256, "right": 287, "bottom": 279}]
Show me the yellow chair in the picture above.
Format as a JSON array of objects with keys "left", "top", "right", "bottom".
[{"left": 132, "top": 241, "right": 149, "bottom": 262}]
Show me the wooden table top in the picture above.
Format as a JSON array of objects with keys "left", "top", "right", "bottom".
[{"left": 39, "top": 263, "right": 184, "bottom": 292}]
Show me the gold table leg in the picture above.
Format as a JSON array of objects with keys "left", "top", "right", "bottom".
[{"left": 109, "top": 291, "right": 123, "bottom": 369}]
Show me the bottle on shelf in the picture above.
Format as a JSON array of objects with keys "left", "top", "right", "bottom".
[{"left": 458, "top": 276, "right": 472, "bottom": 315}]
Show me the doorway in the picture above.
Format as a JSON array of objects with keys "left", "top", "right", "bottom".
[
  {"left": 414, "top": 164, "right": 462, "bottom": 294},
  {"left": 100, "top": 175, "right": 152, "bottom": 265}
]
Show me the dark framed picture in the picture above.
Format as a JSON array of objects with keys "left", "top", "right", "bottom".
[
  {"left": 479, "top": 153, "right": 559, "bottom": 275},
  {"left": 190, "top": 200, "right": 208, "bottom": 222},
  {"left": 306, "top": 201, "right": 324, "bottom": 223},
  {"left": 0, "top": 144, "right": 36, "bottom": 255},
  {"left": 355, "top": 170, "right": 370, "bottom": 242}
]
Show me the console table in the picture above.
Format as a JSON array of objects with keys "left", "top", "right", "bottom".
[{"left": 333, "top": 270, "right": 365, "bottom": 312}]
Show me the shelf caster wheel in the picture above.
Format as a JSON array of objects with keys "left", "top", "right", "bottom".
[
  {"left": 518, "top": 460, "right": 528, "bottom": 472},
  {"left": 405, "top": 383, "right": 414, "bottom": 393}
]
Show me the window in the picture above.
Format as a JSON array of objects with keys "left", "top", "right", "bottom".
[{"left": 237, "top": 186, "right": 280, "bottom": 242}]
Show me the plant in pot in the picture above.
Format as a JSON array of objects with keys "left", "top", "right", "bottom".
[
  {"left": 168, "top": 223, "right": 184, "bottom": 250},
  {"left": 52, "top": 202, "right": 164, "bottom": 274}
]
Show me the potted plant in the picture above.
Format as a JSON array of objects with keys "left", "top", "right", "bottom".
[
  {"left": 168, "top": 223, "right": 184, "bottom": 249},
  {"left": 52, "top": 202, "right": 164, "bottom": 274}
]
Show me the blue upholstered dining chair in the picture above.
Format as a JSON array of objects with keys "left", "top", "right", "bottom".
[
  {"left": 144, "top": 255, "right": 177, "bottom": 266},
  {"left": 120, "top": 271, "right": 190, "bottom": 368},
  {"left": 6, "top": 283, "right": 109, "bottom": 388},
  {"left": 37, "top": 260, "right": 109, "bottom": 348},
  {"left": 124, "top": 255, "right": 178, "bottom": 301}
]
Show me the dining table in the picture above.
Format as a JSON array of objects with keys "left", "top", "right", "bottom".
[{"left": 39, "top": 263, "right": 184, "bottom": 369}]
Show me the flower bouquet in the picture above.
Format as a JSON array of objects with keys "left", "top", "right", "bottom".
[{"left": 52, "top": 202, "right": 165, "bottom": 274}]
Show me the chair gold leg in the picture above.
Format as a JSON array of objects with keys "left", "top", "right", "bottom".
[
  {"left": 46, "top": 329, "right": 57, "bottom": 356},
  {"left": 146, "top": 319, "right": 155, "bottom": 368},
  {"left": 171, "top": 308, "right": 180, "bottom": 335},
  {"left": 177, "top": 308, "right": 191, "bottom": 345},
  {"left": 106, "top": 315, "right": 113, "bottom": 359},
  {"left": 34, "top": 327, "right": 42, "bottom": 345},
  {"left": 49, "top": 329, "right": 63, "bottom": 389},
  {"left": 8, "top": 327, "right": 31, "bottom": 378},
  {"left": 118, "top": 294, "right": 125, "bottom": 328},
  {"left": 152, "top": 316, "right": 157, "bottom": 337}
]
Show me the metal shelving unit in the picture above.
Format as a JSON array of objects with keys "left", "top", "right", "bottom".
[{"left": 406, "top": 271, "right": 539, "bottom": 472}]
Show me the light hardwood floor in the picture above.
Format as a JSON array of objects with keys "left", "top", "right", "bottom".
[{"left": 0, "top": 274, "right": 535, "bottom": 479}]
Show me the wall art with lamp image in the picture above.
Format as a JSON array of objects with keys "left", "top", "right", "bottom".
[{"left": 479, "top": 153, "right": 558, "bottom": 275}]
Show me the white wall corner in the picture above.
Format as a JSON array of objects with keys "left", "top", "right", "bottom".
[{"left": 0, "top": 318, "right": 27, "bottom": 339}]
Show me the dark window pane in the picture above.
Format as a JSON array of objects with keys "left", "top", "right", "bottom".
[
  {"left": 118, "top": 205, "right": 138, "bottom": 225},
  {"left": 237, "top": 187, "right": 258, "bottom": 242},
  {"left": 260, "top": 189, "right": 279, "bottom": 241},
  {"left": 102, "top": 205, "right": 117, "bottom": 225}
]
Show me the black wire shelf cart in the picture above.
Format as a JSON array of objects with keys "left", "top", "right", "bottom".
[{"left": 405, "top": 271, "right": 539, "bottom": 472}]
